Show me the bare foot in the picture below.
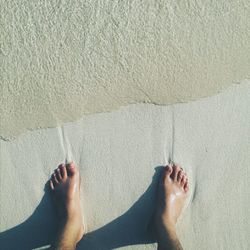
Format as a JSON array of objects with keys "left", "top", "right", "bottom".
[
  {"left": 154, "top": 164, "right": 189, "bottom": 249},
  {"left": 49, "top": 162, "right": 84, "bottom": 249}
]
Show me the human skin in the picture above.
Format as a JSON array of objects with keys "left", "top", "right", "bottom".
[
  {"left": 49, "top": 162, "right": 84, "bottom": 249},
  {"left": 49, "top": 162, "right": 188, "bottom": 250},
  {"left": 154, "top": 164, "right": 189, "bottom": 250}
]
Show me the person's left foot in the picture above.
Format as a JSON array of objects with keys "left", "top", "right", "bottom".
[{"left": 49, "top": 162, "right": 84, "bottom": 247}]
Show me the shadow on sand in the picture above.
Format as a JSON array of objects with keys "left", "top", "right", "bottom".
[{"left": 0, "top": 166, "right": 164, "bottom": 250}]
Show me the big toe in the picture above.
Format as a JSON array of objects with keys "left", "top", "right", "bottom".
[
  {"left": 66, "top": 162, "right": 78, "bottom": 176},
  {"left": 165, "top": 165, "right": 173, "bottom": 176},
  {"left": 162, "top": 165, "right": 173, "bottom": 183}
]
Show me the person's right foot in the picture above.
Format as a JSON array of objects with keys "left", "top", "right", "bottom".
[
  {"left": 154, "top": 164, "right": 189, "bottom": 235},
  {"left": 50, "top": 162, "right": 84, "bottom": 248}
]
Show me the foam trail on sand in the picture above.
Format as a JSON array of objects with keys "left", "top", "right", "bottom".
[
  {"left": 57, "top": 125, "right": 73, "bottom": 164},
  {"left": 165, "top": 105, "right": 175, "bottom": 166}
]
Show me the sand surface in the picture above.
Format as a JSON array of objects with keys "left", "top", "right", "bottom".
[
  {"left": 0, "top": 81, "right": 249, "bottom": 249},
  {"left": 1, "top": 0, "right": 250, "bottom": 139}
]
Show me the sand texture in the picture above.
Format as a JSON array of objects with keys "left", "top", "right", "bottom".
[
  {"left": 0, "top": 82, "right": 249, "bottom": 249},
  {"left": 1, "top": 0, "right": 250, "bottom": 139}
]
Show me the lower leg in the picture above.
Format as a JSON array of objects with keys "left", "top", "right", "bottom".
[
  {"left": 156, "top": 222, "right": 183, "bottom": 250},
  {"left": 52, "top": 215, "right": 81, "bottom": 249},
  {"left": 154, "top": 164, "right": 189, "bottom": 250},
  {"left": 49, "top": 162, "right": 84, "bottom": 250}
]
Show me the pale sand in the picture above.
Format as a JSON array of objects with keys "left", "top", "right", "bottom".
[
  {"left": 1, "top": 1, "right": 250, "bottom": 139},
  {"left": 0, "top": 81, "right": 250, "bottom": 249}
]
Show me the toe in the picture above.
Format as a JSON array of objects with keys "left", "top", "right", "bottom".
[
  {"left": 59, "top": 164, "right": 67, "bottom": 179},
  {"left": 184, "top": 181, "right": 189, "bottom": 192},
  {"left": 181, "top": 175, "right": 186, "bottom": 186},
  {"left": 66, "top": 161, "right": 77, "bottom": 176},
  {"left": 177, "top": 170, "right": 184, "bottom": 183},
  {"left": 172, "top": 164, "right": 181, "bottom": 181},
  {"left": 49, "top": 180, "right": 54, "bottom": 190},
  {"left": 51, "top": 173, "right": 59, "bottom": 186},
  {"left": 165, "top": 165, "right": 173, "bottom": 176},
  {"left": 55, "top": 168, "right": 62, "bottom": 181},
  {"left": 162, "top": 165, "right": 173, "bottom": 182}
]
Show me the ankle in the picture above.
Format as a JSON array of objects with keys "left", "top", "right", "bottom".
[
  {"left": 156, "top": 211, "right": 176, "bottom": 228},
  {"left": 53, "top": 241, "right": 76, "bottom": 250},
  {"left": 155, "top": 216, "right": 176, "bottom": 237},
  {"left": 163, "top": 216, "right": 176, "bottom": 228},
  {"left": 156, "top": 222, "right": 178, "bottom": 247},
  {"left": 159, "top": 220, "right": 176, "bottom": 233}
]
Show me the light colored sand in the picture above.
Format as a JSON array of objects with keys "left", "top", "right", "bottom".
[
  {"left": 0, "top": 81, "right": 249, "bottom": 249},
  {"left": 1, "top": 1, "right": 250, "bottom": 139}
]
